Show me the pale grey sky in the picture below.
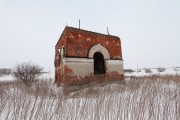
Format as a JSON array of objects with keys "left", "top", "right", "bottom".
[{"left": 0, "top": 0, "right": 180, "bottom": 72}]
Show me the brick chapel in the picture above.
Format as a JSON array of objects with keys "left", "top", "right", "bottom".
[{"left": 54, "top": 26, "right": 124, "bottom": 85}]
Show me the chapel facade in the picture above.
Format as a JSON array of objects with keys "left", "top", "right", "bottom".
[{"left": 55, "top": 26, "right": 124, "bottom": 85}]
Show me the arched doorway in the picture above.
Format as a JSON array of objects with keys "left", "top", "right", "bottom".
[{"left": 93, "top": 52, "right": 105, "bottom": 74}]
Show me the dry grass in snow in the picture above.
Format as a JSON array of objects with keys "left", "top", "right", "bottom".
[{"left": 0, "top": 75, "right": 180, "bottom": 120}]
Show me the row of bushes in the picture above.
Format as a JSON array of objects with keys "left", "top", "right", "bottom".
[
  {"left": 144, "top": 67, "right": 166, "bottom": 73},
  {"left": 0, "top": 68, "right": 11, "bottom": 75},
  {"left": 124, "top": 67, "right": 167, "bottom": 73}
]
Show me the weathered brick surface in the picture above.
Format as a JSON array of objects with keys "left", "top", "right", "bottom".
[
  {"left": 55, "top": 27, "right": 122, "bottom": 59},
  {"left": 57, "top": 71, "right": 124, "bottom": 86},
  {"left": 55, "top": 64, "right": 124, "bottom": 86},
  {"left": 55, "top": 27, "right": 124, "bottom": 86}
]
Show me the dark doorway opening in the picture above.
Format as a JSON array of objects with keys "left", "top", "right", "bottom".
[{"left": 93, "top": 52, "right": 105, "bottom": 74}]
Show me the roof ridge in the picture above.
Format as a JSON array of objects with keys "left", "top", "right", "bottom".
[{"left": 66, "top": 26, "right": 119, "bottom": 38}]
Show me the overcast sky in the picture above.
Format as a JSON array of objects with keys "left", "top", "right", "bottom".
[{"left": 0, "top": 0, "right": 180, "bottom": 72}]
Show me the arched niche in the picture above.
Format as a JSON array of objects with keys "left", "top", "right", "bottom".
[
  {"left": 88, "top": 44, "right": 110, "bottom": 59},
  {"left": 93, "top": 52, "right": 105, "bottom": 74}
]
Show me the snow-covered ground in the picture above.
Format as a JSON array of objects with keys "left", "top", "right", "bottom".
[
  {"left": 0, "top": 67, "right": 180, "bottom": 119},
  {"left": 0, "top": 74, "right": 14, "bottom": 81},
  {"left": 1, "top": 67, "right": 179, "bottom": 82},
  {"left": 0, "top": 76, "right": 180, "bottom": 120},
  {"left": 125, "top": 67, "right": 180, "bottom": 77},
  {"left": 0, "top": 72, "right": 54, "bottom": 82}
]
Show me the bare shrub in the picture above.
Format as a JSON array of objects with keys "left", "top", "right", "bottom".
[
  {"left": 144, "top": 68, "right": 152, "bottom": 73},
  {"left": 13, "top": 62, "right": 43, "bottom": 86},
  {"left": 174, "top": 68, "right": 179, "bottom": 71},
  {"left": 157, "top": 67, "right": 166, "bottom": 72}
]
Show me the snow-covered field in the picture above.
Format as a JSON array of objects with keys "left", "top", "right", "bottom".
[
  {"left": 125, "top": 67, "right": 180, "bottom": 77},
  {"left": 1, "top": 67, "right": 179, "bottom": 81},
  {"left": 0, "top": 74, "right": 14, "bottom": 81},
  {"left": 0, "top": 72, "right": 54, "bottom": 82},
  {"left": 0, "top": 75, "right": 180, "bottom": 120}
]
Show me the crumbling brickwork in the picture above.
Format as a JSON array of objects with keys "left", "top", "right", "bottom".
[{"left": 55, "top": 26, "right": 124, "bottom": 85}]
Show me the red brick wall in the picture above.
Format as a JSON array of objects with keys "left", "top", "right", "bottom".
[
  {"left": 55, "top": 31, "right": 66, "bottom": 56},
  {"left": 60, "top": 65, "right": 124, "bottom": 86},
  {"left": 55, "top": 27, "right": 124, "bottom": 85},
  {"left": 55, "top": 27, "right": 122, "bottom": 60}
]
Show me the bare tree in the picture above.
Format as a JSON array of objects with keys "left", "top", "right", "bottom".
[{"left": 13, "top": 62, "right": 43, "bottom": 86}]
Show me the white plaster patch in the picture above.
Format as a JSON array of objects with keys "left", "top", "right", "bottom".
[
  {"left": 58, "top": 49, "right": 61, "bottom": 53},
  {"left": 78, "top": 34, "right": 81, "bottom": 37},
  {"left": 106, "top": 42, "right": 109, "bottom": 45},
  {"left": 87, "top": 38, "right": 91, "bottom": 41},
  {"left": 63, "top": 58, "right": 93, "bottom": 76},
  {"left": 64, "top": 58, "right": 93, "bottom": 63},
  {"left": 106, "top": 60, "right": 124, "bottom": 74},
  {"left": 117, "top": 43, "right": 119, "bottom": 46},
  {"left": 65, "top": 60, "right": 93, "bottom": 76},
  {"left": 69, "top": 35, "right": 74, "bottom": 38},
  {"left": 61, "top": 47, "right": 64, "bottom": 58}
]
